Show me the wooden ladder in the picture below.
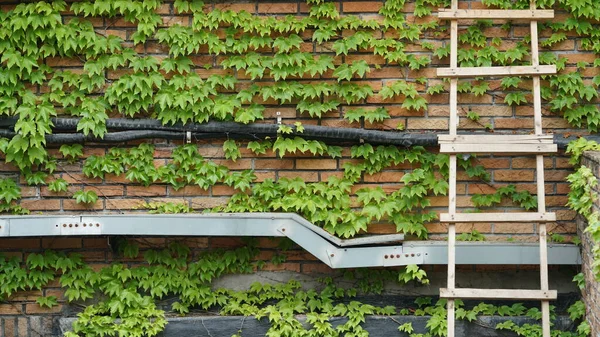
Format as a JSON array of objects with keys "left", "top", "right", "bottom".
[{"left": 437, "top": 1, "right": 558, "bottom": 337}]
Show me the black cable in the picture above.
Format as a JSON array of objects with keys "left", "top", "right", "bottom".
[
  {"left": 0, "top": 117, "right": 592, "bottom": 148},
  {"left": 0, "top": 118, "right": 441, "bottom": 146}
]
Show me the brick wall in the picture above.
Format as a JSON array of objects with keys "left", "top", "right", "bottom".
[
  {"left": 0, "top": 236, "right": 333, "bottom": 336},
  {"left": 2, "top": 143, "right": 578, "bottom": 241},
  {"left": 579, "top": 152, "right": 600, "bottom": 336},
  {"left": 0, "top": 0, "right": 593, "bottom": 334},
  {"left": 0, "top": 0, "right": 588, "bottom": 241},
  {"left": 0, "top": 236, "right": 581, "bottom": 336}
]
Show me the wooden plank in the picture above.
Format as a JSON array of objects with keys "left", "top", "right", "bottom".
[
  {"left": 531, "top": 19, "right": 544, "bottom": 136},
  {"left": 440, "top": 212, "right": 556, "bottom": 223},
  {"left": 437, "top": 65, "right": 556, "bottom": 78},
  {"left": 449, "top": 20, "right": 458, "bottom": 135},
  {"left": 448, "top": 157, "right": 457, "bottom": 288},
  {"left": 540, "top": 222, "right": 551, "bottom": 337},
  {"left": 438, "top": 9, "right": 554, "bottom": 20},
  {"left": 440, "top": 288, "right": 557, "bottom": 300},
  {"left": 438, "top": 134, "right": 553, "bottom": 144},
  {"left": 440, "top": 143, "right": 557, "bottom": 153},
  {"left": 447, "top": 1, "right": 458, "bottom": 335},
  {"left": 538, "top": 155, "right": 551, "bottom": 337}
]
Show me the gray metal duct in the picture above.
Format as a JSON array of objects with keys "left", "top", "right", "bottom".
[{"left": 0, "top": 213, "right": 580, "bottom": 268}]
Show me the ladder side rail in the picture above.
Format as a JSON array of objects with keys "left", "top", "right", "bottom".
[
  {"left": 447, "top": 1, "right": 459, "bottom": 336},
  {"left": 529, "top": 0, "right": 551, "bottom": 335}
]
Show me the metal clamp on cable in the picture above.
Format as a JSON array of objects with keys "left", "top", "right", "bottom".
[
  {"left": 276, "top": 111, "right": 282, "bottom": 125},
  {"left": 185, "top": 131, "right": 192, "bottom": 144}
]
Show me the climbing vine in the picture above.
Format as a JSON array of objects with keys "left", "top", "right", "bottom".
[
  {"left": 0, "top": 242, "right": 590, "bottom": 337},
  {"left": 0, "top": 0, "right": 599, "bottom": 335},
  {"left": 0, "top": 0, "right": 597, "bottom": 230},
  {"left": 566, "top": 138, "right": 600, "bottom": 279}
]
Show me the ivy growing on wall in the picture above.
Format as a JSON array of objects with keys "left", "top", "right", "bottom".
[
  {"left": 0, "top": 0, "right": 599, "bottom": 333},
  {"left": 0, "top": 242, "right": 591, "bottom": 337},
  {"left": 0, "top": 0, "right": 597, "bottom": 234},
  {"left": 567, "top": 138, "right": 600, "bottom": 279}
]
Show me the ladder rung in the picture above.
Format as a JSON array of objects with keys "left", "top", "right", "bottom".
[
  {"left": 438, "top": 9, "right": 554, "bottom": 20},
  {"left": 440, "top": 143, "right": 557, "bottom": 153},
  {"left": 437, "top": 65, "right": 556, "bottom": 78},
  {"left": 440, "top": 288, "right": 557, "bottom": 300},
  {"left": 438, "top": 134, "right": 553, "bottom": 144},
  {"left": 440, "top": 212, "right": 556, "bottom": 223}
]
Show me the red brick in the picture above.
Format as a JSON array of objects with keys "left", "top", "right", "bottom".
[
  {"left": 85, "top": 185, "right": 124, "bottom": 197},
  {"left": 170, "top": 237, "right": 209, "bottom": 249},
  {"left": 213, "top": 159, "right": 252, "bottom": 170},
  {"left": 161, "top": 15, "right": 188, "bottom": 27},
  {"left": 254, "top": 159, "right": 294, "bottom": 170},
  {"left": 83, "top": 238, "right": 110, "bottom": 249},
  {"left": 63, "top": 199, "right": 104, "bottom": 210},
  {"left": 4, "top": 317, "right": 14, "bottom": 336},
  {"left": 214, "top": 3, "right": 256, "bottom": 12},
  {"left": 0, "top": 304, "right": 22, "bottom": 315},
  {"left": 42, "top": 238, "right": 82, "bottom": 249},
  {"left": 302, "top": 263, "right": 334, "bottom": 274},
  {"left": 40, "top": 185, "right": 79, "bottom": 197},
  {"left": 367, "top": 224, "right": 397, "bottom": 234},
  {"left": 0, "top": 238, "right": 41, "bottom": 250},
  {"left": 493, "top": 223, "right": 535, "bottom": 234},
  {"left": 406, "top": 118, "right": 448, "bottom": 130},
  {"left": 210, "top": 237, "right": 245, "bottom": 248},
  {"left": 254, "top": 172, "right": 276, "bottom": 182},
  {"left": 17, "top": 317, "right": 28, "bottom": 336},
  {"left": 62, "top": 173, "right": 102, "bottom": 184},
  {"left": 363, "top": 172, "right": 403, "bottom": 183},
  {"left": 494, "top": 170, "right": 534, "bottom": 181},
  {"left": 343, "top": 1, "right": 382, "bottom": 12},
  {"left": 11, "top": 290, "right": 42, "bottom": 301},
  {"left": 104, "top": 199, "right": 143, "bottom": 210},
  {"left": 494, "top": 118, "right": 534, "bottom": 129},
  {"left": 296, "top": 159, "right": 337, "bottom": 170},
  {"left": 426, "top": 223, "right": 492, "bottom": 234},
  {"left": 20, "top": 187, "right": 37, "bottom": 197},
  {"left": 467, "top": 183, "right": 496, "bottom": 194},
  {"left": 545, "top": 170, "right": 571, "bottom": 181},
  {"left": 189, "top": 197, "right": 228, "bottom": 209},
  {"left": 257, "top": 3, "right": 297, "bottom": 14},
  {"left": 25, "top": 303, "right": 63, "bottom": 314},
  {"left": 260, "top": 262, "right": 300, "bottom": 272},
  {"left": 477, "top": 158, "right": 511, "bottom": 169},
  {"left": 126, "top": 186, "right": 166, "bottom": 197},
  {"left": 168, "top": 186, "right": 210, "bottom": 197},
  {"left": 45, "top": 289, "right": 65, "bottom": 300},
  {"left": 20, "top": 199, "right": 61, "bottom": 211},
  {"left": 0, "top": 252, "right": 22, "bottom": 261},
  {"left": 278, "top": 171, "right": 319, "bottom": 182},
  {"left": 211, "top": 185, "right": 236, "bottom": 196},
  {"left": 79, "top": 251, "right": 107, "bottom": 262},
  {"left": 46, "top": 57, "right": 83, "bottom": 67}
]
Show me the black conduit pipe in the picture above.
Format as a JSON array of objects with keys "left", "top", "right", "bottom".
[
  {"left": 0, "top": 118, "right": 441, "bottom": 147},
  {"left": 0, "top": 117, "right": 594, "bottom": 148}
]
